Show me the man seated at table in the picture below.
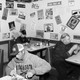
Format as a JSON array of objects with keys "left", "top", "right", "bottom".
[
  {"left": 16, "top": 30, "right": 30, "bottom": 44},
  {"left": 6, "top": 43, "right": 51, "bottom": 80},
  {"left": 52, "top": 33, "right": 80, "bottom": 80}
]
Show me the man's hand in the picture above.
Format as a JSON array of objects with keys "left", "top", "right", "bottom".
[
  {"left": 68, "top": 44, "right": 78, "bottom": 55},
  {"left": 26, "top": 69, "right": 36, "bottom": 79},
  {"left": 26, "top": 72, "right": 34, "bottom": 79},
  {"left": 10, "top": 68, "right": 16, "bottom": 76}
]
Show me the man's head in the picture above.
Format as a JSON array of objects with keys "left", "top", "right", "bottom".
[
  {"left": 60, "top": 33, "right": 71, "bottom": 45},
  {"left": 12, "top": 44, "right": 25, "bottom": 60},
  {"left": 20, "top": 30, "right": 26, "bottom": 37}
]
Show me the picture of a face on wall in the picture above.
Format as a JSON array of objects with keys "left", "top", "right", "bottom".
[
  {"left": 66, "top": 16, "right": 80, "bottom": 30},
  {"left": 44, "top": 23, "right": 53, "bottom": 32},
  {"left": 45, "top": 8, "right": 53, "bottom": 19},
  {"left": 9, "top": 21, "right": 15, "bottom": 31},
  {"left": 6, "top": 2, "right": 14, "bottom": 8}
]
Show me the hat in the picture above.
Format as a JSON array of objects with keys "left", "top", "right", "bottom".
[
  {"left": 11, "top": 44, "right": 24, "bottom": 56},
  {"left": 20, "top": 30, "right": 26, "bottom": 35}
]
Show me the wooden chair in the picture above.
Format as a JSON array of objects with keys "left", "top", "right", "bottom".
[{"left": 0, "top": 49, "right": 4, "bottom": 77}]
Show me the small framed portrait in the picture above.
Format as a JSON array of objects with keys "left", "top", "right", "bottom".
[
  {"left": 8, "top": 21, "right": 15, "bottom": 31},
  {"left": 44, "top": 23, "right": 53, "bottom": 32},
  {"left": 66, "top": 16, "right": 80, "bottom": 30}
]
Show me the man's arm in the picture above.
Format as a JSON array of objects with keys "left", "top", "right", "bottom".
[
  {"left": 68, "top": 44, "right": 78, "bottom": 56},
  {"left": 6, "top": 59, "right": 15, "bottom": 75},
  {"left": 30, "top": 55, "right": 51, "bottom": 75}
]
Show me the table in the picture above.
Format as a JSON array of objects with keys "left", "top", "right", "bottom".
[
  {"left": 24, "top": 43, "right": 55, "bottom": 64},
  {"left": 0, "top": 75, "right": 27, "bottom": 80},
  {"left": 65, "top": 52, "right": 80, "bottom": 65}
]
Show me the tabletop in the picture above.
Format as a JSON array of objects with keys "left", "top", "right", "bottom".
[
  {"left": 0, "top": 75, "right": 27, "bottom": 80},
  {"left": 65, "top": 52, "right": 80, "bottom": 64},
  {"left": 24, "top": 43, "right": 55, "bottom": 52}
]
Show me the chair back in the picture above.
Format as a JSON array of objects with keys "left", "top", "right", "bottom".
[{"left": 0, "top": 49, "right": 4, "bottom": 77}]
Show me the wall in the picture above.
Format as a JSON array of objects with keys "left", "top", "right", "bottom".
[
  {"left": 28, "top": 0, "right": 80, "bottom": 43},
  {"left": 0, "top": 0, "right": 35, "bottom": 41},
  {"left": 0, "top": 0, "right": 80, "bottom": 43}
]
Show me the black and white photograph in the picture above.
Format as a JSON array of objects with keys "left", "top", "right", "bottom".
[
  {"left": 6, "top": 1, "right": 14, "bottom": 8},
  {"left": 44, "top": 23, "right": 53, "bottom": 32},
  {"left": 17, "top": 4, "right": 26, "bottom": 8},
  {"left": 2, "top": 8, "right": 8, "bottom": 20},
  {"left": 0, "top": 3, "right": 2, "bottom": 10},
  {"left": 8, "top": 21, "right": 15, "bottom": 31},
  {"left": 55, "top": 15, "right": 62, "bottom": 25},
  {"left": 50, "top": 33, "right": 58, "bottom": 40},
  {"left": 9, "top": 9, "right": 18, "bottom": 15},
  {"left": 18, "top": 12, "right": 26, "bottom": 20},
  {"left": 1, "top": 0, "right": 80, "bottom": 80},
  {"left": 2, "top": 33, "right": 10, "bottom": 39},
  {"left": 45, "top": 8, "right": 53, "bottom": 19},
  {"left": 37, "top": 9, "right": 44, "bottom": 20}
]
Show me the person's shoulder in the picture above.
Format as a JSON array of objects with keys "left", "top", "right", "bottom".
[{"left": 56, "top": 41, "right": 63, "bottom": 46}]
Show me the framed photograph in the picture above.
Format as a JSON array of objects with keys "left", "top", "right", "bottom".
[
  {"left": 50, "top": 33, "right": 58, "bottom": 40},
  {"left": 45, "top": 8, "right": 53, "bottom": 19},
  {"left": 0, "top": 3, "right": 2, "bottom": 10},
  {"left": 9, "top": 9, "right": 18, "bottom": 15},
  {"left": 6, "top": 2, "right": 14, "bottom": 8},
  {"left": 66, "top": 16, "right": 80, "bottom": 30},
  {"left": 2, "top": 33, "right": 10, "bottom": 39},
  {"left": 2, "top": 8, "right": 8, "bottom": 20},
  {"left": 8, "top": 21, "right": 15, "bottom": 31},
  {"left": 36, "top": 30, "right": 44, "bottom": 38},
  {"left": 72, "top": 10, "right": 80, "bottom": 19},
  {"left": 37, "top": 9, "right": 44, "bottom": 20},
  {"left": 18, "top": 12, "right": 26, "bottom": 20},
  {"left": 44, "top": 23, "right": 53, "bottom": 32},
  {"left": 55, "top": 15, "right": 62, "bottom": 25}
]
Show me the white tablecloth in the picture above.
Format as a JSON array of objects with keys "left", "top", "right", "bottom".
[{"left": 0, "top": 75, "right": 27, "bottom": 80}]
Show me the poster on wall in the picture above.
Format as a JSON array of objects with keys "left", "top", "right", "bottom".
[
  {"left": 6, "top": 0, "right": 14, "bottom": 2},
  {"left": 73, "top": 35, "right": 80, "bottom": 40},
  {"left": 66, "top": 16, "right": 80, "bottom": 30},
  {"left": 30, "top": 12, "right": 35, "bottom": 18},
  {"left": 68, "top": 0, "right": 75, "bottom": 6},
  {"left": 45, "top": 8, "right": 53, "bottom": 19},
  {"left": 37, "top": 9, "right": 44, "bottom": 20},
  {"left": 31, "top": 3, "right": 39, "bottom": 9},
  {"left": 17, "top": 4, "right": 25, "bottom": 8},
  {"left": 55, "top": 15, "right": 62, "bottom": 25},
  {"left": 0, "top": 3, "right": 2, "bottom": 10},
  {"left": 2, "top": 33, "right": 10, "bottom": 39},
  {"left": 6, "top": 1, "right": 14, "bottom": 8},
  {"left": 36, "top": 30, "right": 44, "bottom": 38},
  {"left": 44, "top": 23, "right": 53, "bottom": 32},
  {"left": 2, "top": 8, "right": 8, "bottom": 20},
  {"left": 8, "top": 21, "right": 15, "bottom": 31},
  {"left": 72, "top": 10, "right": 80, "bottom": 19},
  {"left": 18, "top": 12, "right": 26, "bottom": 20},
  {"left": 50, "top": 33, "right": 58, "bottom": 40},
  {"left": 9, "top": 9, "right": 18, "bottom": 15},
  {"left": 47, "top": 1, "right": 62, "bottom": 6}
]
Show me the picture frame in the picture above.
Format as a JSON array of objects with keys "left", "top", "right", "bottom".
[
  {"left": 44, "top": 23, "right": 53, "bottom": 32},
  {"left": 66, "top": 16, "right": 80, "bottom": 30},
  {"left": 8, "top": 21, "right": 15, "bottom": 31}
]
